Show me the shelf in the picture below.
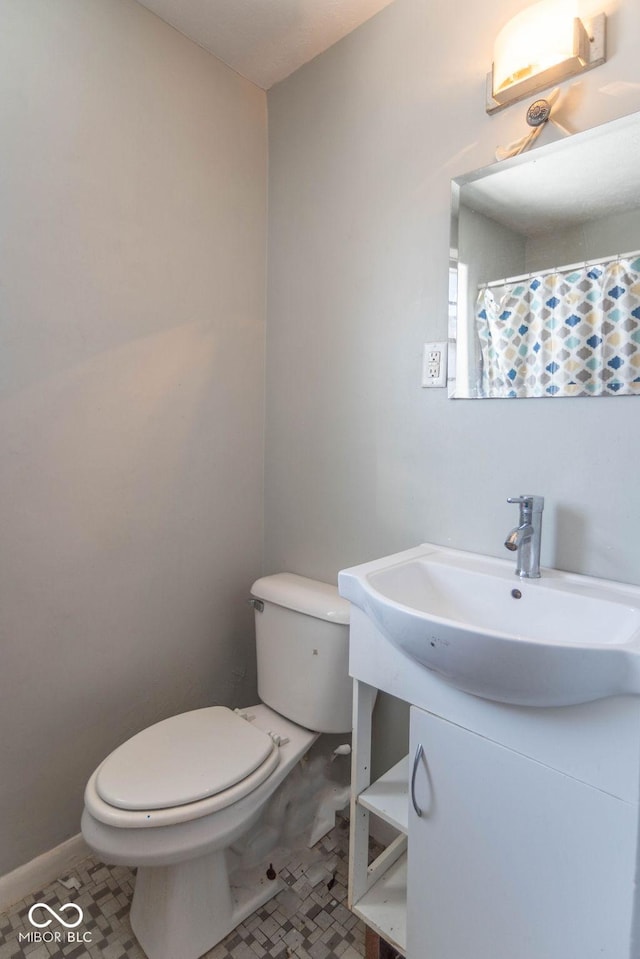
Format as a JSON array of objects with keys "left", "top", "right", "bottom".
[
  {"left": 357, "top": 755, "right": 409, "bottom": 834},
  {"left": 352, "top": 853, "right": 407, "bottom": 956}
]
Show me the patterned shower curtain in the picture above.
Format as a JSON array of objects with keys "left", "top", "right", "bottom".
[{"left": 475, "top": 256, "right": 640, "bottom": 397}]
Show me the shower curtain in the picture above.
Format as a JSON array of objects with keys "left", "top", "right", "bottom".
[{"left": 476, "top": 256, "right": 640, "bottom": 397}]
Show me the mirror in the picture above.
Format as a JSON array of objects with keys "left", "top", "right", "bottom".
[{"left": 448, "top": 111, "right": 640, "bottom": 398}]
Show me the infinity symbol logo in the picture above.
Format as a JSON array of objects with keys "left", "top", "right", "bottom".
[{"left": 28, "top": 902, "right": 84, "bottom": 929}]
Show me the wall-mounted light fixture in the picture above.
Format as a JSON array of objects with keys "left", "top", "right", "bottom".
[{"left": 486, "top": 0, "right": 606, "bottom": 114}]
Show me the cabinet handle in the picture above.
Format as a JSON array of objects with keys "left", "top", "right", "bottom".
[{"left": 411, "top": 743, "right": 424, "bottom": 818}]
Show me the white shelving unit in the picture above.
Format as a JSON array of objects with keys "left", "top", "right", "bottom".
[
  {"left": 358, "top": 755, "right": 409, "bottom": 834},
  {"left": 351, "top": 855, "right": 407, "bottom": 951},
  {"left": 349, "top": 681, "right": 409, "bottom": 956}
]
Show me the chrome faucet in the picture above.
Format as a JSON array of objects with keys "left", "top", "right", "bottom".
[{"left": 504, "top": 495, "right": 544, "bottom": 578}]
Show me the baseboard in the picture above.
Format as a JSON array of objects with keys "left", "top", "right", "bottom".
[{"left": 0, "top": 834, "right": 91, "bottom": 914}]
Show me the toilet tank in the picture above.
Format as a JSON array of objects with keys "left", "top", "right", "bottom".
[{"left": 250, "top": 573, "right": 352, "bottom": 734}]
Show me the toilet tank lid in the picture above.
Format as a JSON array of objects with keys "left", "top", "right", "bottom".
[{"left": 251, "top": 573, "right": 350, "bottom": 624}]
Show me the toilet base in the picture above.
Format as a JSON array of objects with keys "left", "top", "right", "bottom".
[{"left": 130, "top": 848, "right": 283, "bottom": 959}]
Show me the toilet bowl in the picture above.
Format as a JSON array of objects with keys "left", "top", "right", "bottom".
[{"left": 81, "top": 573, "right": 352, "bottom": 959}]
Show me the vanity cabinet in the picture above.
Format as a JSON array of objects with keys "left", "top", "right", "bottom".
[
  {"left": 407, "top": 705, "right": 637, "bottom": 959},
  {"left": 351, "top": 691, "right": 638, "bottom": 959},
  {"left": 347, "top": 601, "right": 640, "bottom": 959},
  {"left": 342, "top": 550, "right": 640, "bottom": 959}
]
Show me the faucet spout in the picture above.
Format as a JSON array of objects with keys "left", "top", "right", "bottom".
[
  {"left": 504, "top": 523, "right": 532, "bottom": 552},
  {"left": 505, "top": 496, "right": 544, "bottom": 578}
]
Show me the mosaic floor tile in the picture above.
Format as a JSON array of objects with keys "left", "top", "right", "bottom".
[{"left": 0, "top": 822, "right": 364, "bottom": 959}]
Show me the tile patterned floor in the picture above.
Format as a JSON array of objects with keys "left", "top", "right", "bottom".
[{"left": 0, "top": 821, "right": 364, "bottom": 959}]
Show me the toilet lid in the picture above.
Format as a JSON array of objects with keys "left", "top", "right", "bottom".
[{"left": 95, "top": 707, "right": 276, "bottom": 811}]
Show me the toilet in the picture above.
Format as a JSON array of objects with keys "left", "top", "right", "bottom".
[{"left": 81, "top": 573, "right": 352, "bottom": 959}]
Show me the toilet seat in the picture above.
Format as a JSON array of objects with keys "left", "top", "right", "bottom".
[{"left": 86, "top": 707, "right": 281, "bottom": 828}]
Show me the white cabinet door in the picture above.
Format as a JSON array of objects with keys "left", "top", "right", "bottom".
[{"left": 407, "top": 706, "right": 638, "bottom": 959}]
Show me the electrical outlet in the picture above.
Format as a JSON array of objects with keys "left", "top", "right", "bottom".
[{"left": 421, "top": 341, "right": 448, "bottom": 388}]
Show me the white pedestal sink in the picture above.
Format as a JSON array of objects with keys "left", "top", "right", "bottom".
[{"left": 339, "top": 543, "right": 640, "bottom": 706}]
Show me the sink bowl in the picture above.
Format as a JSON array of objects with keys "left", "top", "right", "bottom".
[{"left": 338, "top": 544, "right": 640, "bottom": 707}]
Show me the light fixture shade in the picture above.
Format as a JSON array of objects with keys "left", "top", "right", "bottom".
[
  {"left": 493, "top": 0, "right": 578, "bottom": 95},
  {"left": 486, "top": 2, "right": 606, "bottom": 114}
]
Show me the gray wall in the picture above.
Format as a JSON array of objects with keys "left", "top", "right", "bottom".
[
  {"left": 266, "top": 0, "right": 640, "bottom": 586},
  {"left": 526, "top": 207, "right": 640, "bottom": 271},
  {"left": 266, "top": 0, "right": 640, "bottom": 769},
  {"left": 0, "top": 0, "right": 266, "bottom": 875}
]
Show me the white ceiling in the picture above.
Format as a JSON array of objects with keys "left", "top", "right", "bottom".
[
  {"left": 136, "top": 0, "right": 395, "bottom": 89},
  {"left": 461, "top": 113, "right": 640, "bottom": 235}
]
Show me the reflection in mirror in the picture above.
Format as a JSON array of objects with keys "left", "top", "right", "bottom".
[{"left": 448, "top": 111, "right": 640, "bottom": 398}]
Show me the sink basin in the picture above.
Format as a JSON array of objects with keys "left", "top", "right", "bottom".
[{"left": 338, "top": 544, "right": 640, "bottom": 707}]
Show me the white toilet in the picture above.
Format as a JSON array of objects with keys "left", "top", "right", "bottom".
[{"left": 81, "top": 573, "right": 352, "bottom": 959}]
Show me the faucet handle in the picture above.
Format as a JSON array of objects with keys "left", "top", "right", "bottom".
[{"left": 507, "top": 495, "right": 544, "bottom": 513}]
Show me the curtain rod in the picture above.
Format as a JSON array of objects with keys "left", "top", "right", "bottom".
[{"left": 480, "top": 247, "right": 640, "bottom": 291}]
